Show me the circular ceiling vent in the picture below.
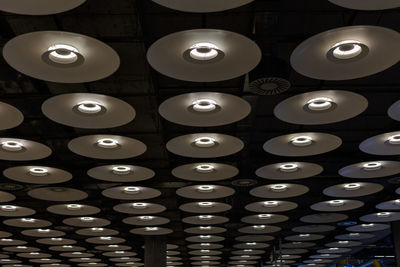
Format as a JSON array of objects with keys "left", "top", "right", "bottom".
[{"left": 248, "top": 77, "right": 291, "bottom": 95}]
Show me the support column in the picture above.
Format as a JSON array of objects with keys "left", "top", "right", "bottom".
[
  {"left": 145, "top": 236, "right": 167, "bottom": 267},
  {"left": 391, "top": 221, "right": 400, "bottom": 267}
]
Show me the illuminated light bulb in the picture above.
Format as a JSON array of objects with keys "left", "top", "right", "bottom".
[
  {"left": 1, "top": 141, "right": 23, "bottom": 151},
  {"left": 91, "top": 227, "right": 104, "bottom": 232},
  {"left": 195, "top": 164, "right": 215, "bottom": 173},
  {"left": 263, "top": 201, "right": 279, "bottom": 207},
  {"left": 246, "top": 242, "right": 257, "bottom": 246},
  {"left": 145, "top": 227, "right": 158, "bottom": 231},
  {"left": 252, "top": 225, "right": 266, "bottom": 230},
  {"left": 328, "top": 200, "right": 345, "bottom": 207},
  {"left": 112, "top": 166, "right": 131, "bottom": 175},
  {"left": 194, "top": 137, "right": 216, "bottom": 148},
  {"left": 338, "top": 241, "right": 349, "bottom": 244},
  {"left": 344, "top": 183, "right": 361, "bottom": 191},
  {"left": 270, "top": 184, "right": 288, "bottom": 192},
  {"left": 66, "top": 204, "right": 82, "bottom": 210},
  {"left": 21, "top": 218, "right": 35, "bottom": 223},
  {"left": 307, "top": 97, "right": 333, "bottom": 111},
  {"left": 115, "top": 251, "right": 125, "bottom": 254},
  {"left": 100, "top": 236, "right": 112, "bottom": 240},
  {"left": 290, "top": 136, "right": 313, "bottom": 147},
  {"left": 299, "top": 234, "right": 310, "bottom": 238},
  {"left": 198, "top": 202, "right": 214, "bottom": 208},
  {"left": 388, "top": 134, "right": 400, "bottom": 145},
  {"left": 279, "top": 163, "right": 298, "bottom": 173},
  {"left": 199, "top": 226, "right": 211, "bottom": 230},
  {"left": 199, "top": 215, "right": 213, "bottom": 221},
  {"left": 199, "top": 235, "right": 211, "bottom": 239},
  {"left": 349, "top": 233, "right": 360, "bottom": 236},
  {"left": 377, "top": 212, "right": 391, "bottom": 218},
  {"left": 258, "top": 214, "right": 272, "bottom": 219},
  {"left": 132, "top": 203, "right": 147, "bottom": 209},
  {"left": 1, "top": 205, "right": 17, "bottom": 212},
  {"left": 80, "top": 217, "right": 94, "bottom": 222},
  {"left": 395, "top": 199, "right": 400, "bottom": 206},
  {"left": 77, "top": 101, "right": 102, "bottom": 114},
  {"left": 332, "top": 40, "right": 362, "bottom": 60},
  {"left": 37, "top": 229, "right": 50, "bottom": 233},
  {"left": 28, "top": 167, "right": 48, "bottom": 176},
  {"left": 63, "top": 246, "right": 73, "bottom": 249},
  {"left": 48, "top": 44, "right": 79, "bottom": 64},
  {"left": 200, "top": 243, "right": 211, "bottom": 246},
  {"left": 51, "top": 238, "right": 62, "bottom": 241},
  {"left": 96, "top": 138, "right": 118, "bottom": 149},
  {"left": 123, "top": 187, "right": 140, "bottom": 194},
  {"left": 139, "top": 216, "right": 154, "bottom": 221},
  {"left": 197, "top": 185, "right": 214, "bottom": 193},
  {"left": 192, "top": 99, "right": 217, "bottom": 112},
  {"left": 200, "top": 249, "right": 210, "bottom": 253},
  {"left": 189, "top": 43, "right": 219, "bottom": 61},
  {"left": 362, "top": 162, "right": 382, "bottom": 171},
  {"left": 1, "top": 239, "right": 12, "bottom": 242}
]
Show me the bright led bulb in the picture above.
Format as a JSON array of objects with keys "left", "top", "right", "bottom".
[
  {"left": 361, "top": 223, "right": 374, "bottom": 228},
  {"left": 145, "top": 227, "right": 158, "bottom": 231},
  {"left": 270, "top": 184, "right": 288, "bottom": 192},
  {"left": 377, "top": 212, "right": 390, "bottom": 218},
  {"left": 332, "top": 40, "right": 362, "bottom": 59},
  {"left": 344, "top": 183, "right": 361, "bottom": 191},
  {"left": 299, "top": 234, "right": 310, "bottom": 238},
  {"left": 189, "top": 43, "right": 219, "bottom": 61},
  {"left": 199, "top": 215, "right": 213, "bottom": 221},
  {"left": 132, "top": 203, "right": 147, "bottom": 209},
  {"left": 28, "top": 167, "right": 48, "bottom": 176},
  {"left": 80, "top": 217, "right": 94, "bottom": 222},
  {"left": 67, "top": 204, "right": 82, "bottom": 210},
  {"left": 307, "top": 97, "right": 333, "bottom": 111},
  {"left": 97, "top": 138, "right": 118, "bottom": 149},
  {"left": 197, "top": 185, "right": 214, "bottom": 193},
  {"left": 21, "top": 218, "right": 35, "bottom": 223},
  {"left": 77, "top": 101, "right": 102, "bottom": 114},
  {"left": 199, "top": 226, "right": 211, "bottom": 230},
  {"left": 37, "top": 229, "right": 50, "bottom": 233},
  {"left": 258, "top": 214, "right": 272, "bottom": 219},
  {"left": 279, "top": 163, "right": 298, "bottom": 172},
  {"left": 195, "top": 164, "right": 215, "bottom": 173},
  {"left": 1, "top": 205, "right": 17, "bottom": 212},
  {"left": 328, "top": 200, "right": 344, "bottom": 207},
  {"left": 199, "top": 235, "right": 211, "bottom": 239},
  {"left": 290, "top": 136, "right": 313, "bottom": 147},
  {"left": 198, "top": 202, "right": 214, "bottom": 208},
  {"left": 363, "top": 162, "right": 382, "bottom": 171},
  {"left": 394, "top": 199, "right": 400, "bottom": 206},
  {"left": 91, "top": 227, "right": 104, "bottom": 232},
  {"left": 263, "top": 201, "right": 279, "bottom": 207},
  {"left": 252, "top": 225, "right": 265, "bottom": 230},
  {"left": 112, "top": 166, "right": 131, "bottom": 175},
  {"left": 123, "top": 187, "right": 140, "bottom": 194},
  {"left": 1, "top": 141, "right": 23, "bottom": 151},
  {"left": 100, "top": 236, "right": 112, "bottom": 240},
  {"left": 388, "top": 134, "right": 400, "bottom": 145},
  {"left": 48, "top": 44, "right": 79, "bottom": 64},
  {"left": 192, "top": 99, "right": 217, "bottom": 112},
  {"left": 194, "top": 137, "right": 216, "bottom": 148}
]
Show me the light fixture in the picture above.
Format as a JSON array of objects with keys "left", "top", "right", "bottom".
[
  {"left": 76, "top": 101, "right": 102, "bottom": 114},
  {"left": 200, "top": 243, "right": 211, "bottom": 247},
  {"left": 395, "top": 199, "right": 400, "bottom": 206},
  {"left": 199, "top": 226, "right": 211, "bottom": 230},
  {"left": 91, "top": 227, "right": 104, "bottom": 232},
  {"left": 338, "top": 241, "right": 349, "bottom": 244},
  {"left": 139, "top": 216, "right": 154, "bottom": 221},
  {"left": 270, "top": 184, "right": 288, "bottom": 192},
  {"left": 246, "top": 242, "right": 257, "bottom": 246},
  {"left": 279, "top": 163, "right": 298, "bottom": 172},
  {"left": 258, "top": 214, "right": 272, "bottom": 219},
  {"left": 299, "top": 234, "right": 310, "bottom": 238},
  {"left": 197, "top": 185, "right": 214, "bottom": 193},
  {"left": 200, "top": 249, "right": 210, "bottom": 253},
  {"left": 263, "top": 201, "right": 279, "bottom": 207},
  {"left": 1, "top": 141, "right": 23, "bottom": 151},
  {"left": 290, "top": 136, "right": 313, "bottom": 146},
  {"left": 328, "top": 200, "right": 345, "bottom": 207},
  {"left": 145, "top": 227, "right": 159, "bottom": 231},
  {"left": 80, "top": 217, "right": 95, "bottom": 222},
  {"left": 66, "top": 204, "right": 82, "bottom": 210},
  {"left": 362, "top": 162, "right": 382, "bottom": 171},
  {"left": 361, "top": 223, "right": 374, "bottom": 228},
  {"left": 199, "top": 235, "right": 211, "bottom": 239},
  {"left": 47, "top": 44, "right": 79, "bottom": 64},
  {"left": 189, "top": 43, "right": 219, "bottom": 61},
  {"left": 100, "top": 236, "right": 112, "bottom": 240},
  {"left": 199, "top": 215, "right": 213, "bottom": 221},
  {"left": 252, "top": 225, "right": 266, "bottom": 230},
  {"left": 388, "top": 134, "right": 400, "bottom": 145},
  {"left": 112, "top": 166, "right": 131, "bottom": 175},
  {"left": 194, "top": 137, "right": 216, "bottom": 148},
  {"left": 28, "top": 167, "right": 49, "bottom": 176},
  {"left": 377, "top": 212, "right": 391, "bottom": 218},
  {"left": 21, "top": 218, "right": 35, "bottom": 223},
  {"left": 123, "top": 187, "right": 140, "bottom": 194},
  {"left": 198, "top": 202, "right": 214, "bottom": 208},
  {"left": 307, "top": 97, "right": 333, "bottom": 111},
  {"left": 195, "top": 164, "right": 215, "bottom": 173},
  {"left": 132, "top": 203, "right": 148, "bottom": 209},
  {"left": 192, "top": 99, "right": 217, "bottom": 112},
  {"left": 344, "top": 183, "right": 361, "bottom": 191},
  {"left": 96, "top": 138, "right": 118, "bottom": 149},
  {"left": 349, "top": 233, "right": 360, "bottom": 236},
  {"left": 51, "top": 238, "right": 62, "bottom": 241},
  {"left": 37, "top": 229, "right": 50, "bottom": 233},
  {"left": 0, "top": 205, "right": 17, "bottom": 212},
  {"left": 331, "top": 40, "right": 363, "bottom": 60}
]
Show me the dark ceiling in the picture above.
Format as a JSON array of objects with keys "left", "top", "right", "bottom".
[{"left": 0, "top": 0, "right": 399, "bottom": 266}]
